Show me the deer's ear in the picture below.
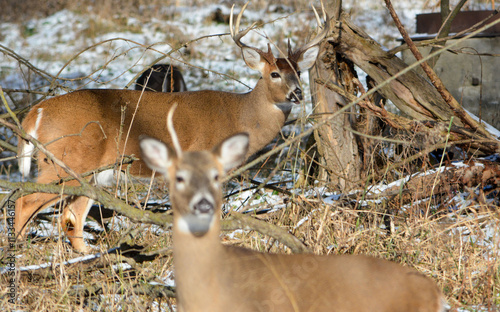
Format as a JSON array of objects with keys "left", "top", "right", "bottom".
[
  {"left": 139, "top": 135, "right": 175, "bottom": 176},
  {"left": 296, "top": 46, "right": 320, "bottom": 70},
  {"left": 241, "top": 47, "right": 266, "bottom": 72},
  {"left": 213, "top": 133, "right": 249, "bottom": 172}
]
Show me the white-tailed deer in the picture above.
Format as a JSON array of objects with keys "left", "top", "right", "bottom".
[
  {"left": 139, "top": 131, "right": 447, "bottom": 312},
  {"left": 135, "top": 64, "right": 187, "bottom": 93},
  {"left": 15, "top": 3, "right": 329, "bottom": 252}
]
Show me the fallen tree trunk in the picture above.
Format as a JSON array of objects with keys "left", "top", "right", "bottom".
[
  {"left": 0, "top": 179, "right": 309, "bottom": 254},
  {"left": 327, "top": 12, "right": 499, "bottom": 154},
  {"left": 367, "top": 159, "right": 500, "bottom": 206}
]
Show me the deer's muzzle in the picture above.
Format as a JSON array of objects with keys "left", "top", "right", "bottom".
[
  {"left": 288, "top": 87, "right": 303, "bottom": 103},
  {"left": 181, "top": 197, "right": 216, "bottom": 237}
]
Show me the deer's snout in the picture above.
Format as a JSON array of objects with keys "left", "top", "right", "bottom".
[
  {"left": 288, "top": 87, "right": 303, "bottom": 103},
  {"left": 181, "top": 196, "right": 216, "bottom": 237},
  {"left": 194, "top": 198, "right": 214, "bottom": 215}
]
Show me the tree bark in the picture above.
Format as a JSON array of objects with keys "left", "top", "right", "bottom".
[{"left": 308, "top": 0, "right": 362, "bottom": 191}]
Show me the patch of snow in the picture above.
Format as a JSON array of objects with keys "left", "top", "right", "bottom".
[
  {"left": 112, "top": 262, "right": 132, "bottom": 271},
  {"left": 1, "top": 252, "right": 101, "bottom": 274},
  {"left": 465, "top": 108, "right": 500, "bottom": 139}
]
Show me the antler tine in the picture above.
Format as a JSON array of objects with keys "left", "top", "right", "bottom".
[
  {"left": 229, "top": 2, "right": 277, "bottom": 65},
  {"left": 308, "top": 3, "right": 330, "bottom": 48},
  {"left": 312, "top": 2, "right": 324, "bottom": 27},
  {"left": 229, "top": 4, "right": 238, "bottom": 38},
  {"left": 230, "top": 2, "right": 255, "bottom": 48},
  {"left": 289, "top": 3, "right": 330, "bottom": 59}
]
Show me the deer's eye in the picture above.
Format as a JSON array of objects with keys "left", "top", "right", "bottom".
[
  {"left": 210, "top": 169, "right": 220, "bottom": 183},
  {"left": 271, "top": 72, "right": 281, "bottom": 79},
  {"left": 174, "top": 172, "right": 189, "bottom": 191}
]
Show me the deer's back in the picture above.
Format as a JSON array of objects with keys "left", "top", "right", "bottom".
[
  {"left": 215, "top": 246, "right": 445, "bottom": 312},
  {"left": 22, "top": 89, "right": 257, "bottom": 176}
]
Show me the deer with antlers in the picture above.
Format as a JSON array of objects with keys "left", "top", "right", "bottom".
[{"left": 15, "top": 3, "right": 329, "bottom": 252}]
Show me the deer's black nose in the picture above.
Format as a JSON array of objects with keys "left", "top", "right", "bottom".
[
  {"left": 194, "top": 198, "right": 213, "bottom": 214},
  {"left": 289, "top": 87, "right": 303, "bottom": 103}
]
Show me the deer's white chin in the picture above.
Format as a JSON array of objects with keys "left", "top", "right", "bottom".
[{"left": 176, "top": 213, "right": 215, "bottom": 237}]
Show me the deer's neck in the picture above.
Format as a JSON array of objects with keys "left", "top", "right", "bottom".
[
  {"left": 173, "top": 215, "right": 225, "bottom": 309},
  {"left": 248, "top": 78, "right": 281, "bottom": 106},
  {"left": 238, "top": 79, "right": 288, "bottom": 155}
]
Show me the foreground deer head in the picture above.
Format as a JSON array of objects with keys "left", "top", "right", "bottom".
[
  {"left": 15, "top": 3, "right": 329, "bottom": 252},
  {"left": 140, "top": 132, "right": 249, "bottom": 237},
  {"left": 139, "top": 132, "right": 447, "bottom": 312}
]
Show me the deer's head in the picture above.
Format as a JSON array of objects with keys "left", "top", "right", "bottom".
[{"left": 140, "top": 133, "right": 249, "bottom": 237}]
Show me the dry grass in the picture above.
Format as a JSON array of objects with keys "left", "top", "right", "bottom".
[{"left": 2, "top": 143, "right": 498, "bottom": 310}]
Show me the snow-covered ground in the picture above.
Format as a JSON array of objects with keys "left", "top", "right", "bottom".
[
  {"left": 0, "top": 2, "right": 433, "bottom": 102},
  {"left": 1, "top": 1, "right": 494, "bottom": 97}
]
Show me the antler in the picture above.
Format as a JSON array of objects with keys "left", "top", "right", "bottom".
[
  {"left": 230, "top": 2, "right": 277, "bottom": 65},
  {"left": 288, "top": 3, "right": 330, "bottom": 61}
]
